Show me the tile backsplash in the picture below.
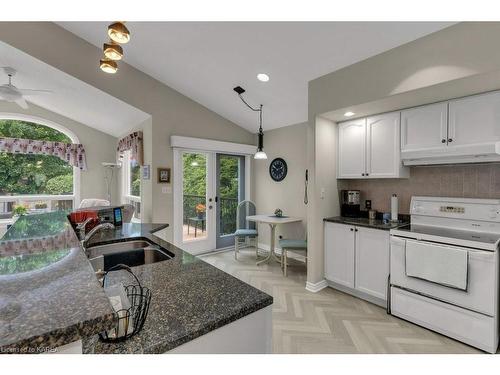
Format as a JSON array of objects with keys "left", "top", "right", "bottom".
[{"left": 338, "top": 163, "right": 500, "bottom": 214}]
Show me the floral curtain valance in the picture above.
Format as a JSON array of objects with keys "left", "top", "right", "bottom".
[
  {"left": 0, "top": 137, "right": 87, "bottom": 170},
  {"left": 117, "top": 131, "right": 144, "bottom": 166}
]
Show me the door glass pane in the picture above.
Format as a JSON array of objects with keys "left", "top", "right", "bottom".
[
  {"left": 218, "top": 155, "right": 239, "bottom": 236},
  {"left": 182, "top": 152, "right": 207, "bottom": 242}
]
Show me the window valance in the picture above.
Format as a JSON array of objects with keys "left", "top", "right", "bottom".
[
  {"left": 117, "top": 131, "right": 144, "bottom": 166},
  {"left": 0, "top": 137, "right": 87, "bottom": 170}
]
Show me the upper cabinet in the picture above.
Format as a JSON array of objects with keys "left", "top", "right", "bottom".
[
  {"left": 338, "top": 112, "right": 408, "bottom": 179},
  {"left": 401, "top": 91, "right": 500, "bottom": 165},
  {"left": 338, "top": 118, "right": 366, "bottom": 178},
  {"left": 401, "top": 102, "right": 448, "bottom": 153},
  {"left": 448, "top": 91, "right": 500, "bottom": 147}
]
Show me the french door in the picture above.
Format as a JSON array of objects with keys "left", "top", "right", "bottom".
[{"left": 173, "top": 149, "right": 248, "bottom": 255}]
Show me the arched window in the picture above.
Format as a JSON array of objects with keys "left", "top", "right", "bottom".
[{"left": 0, "top": 115, "right": 79, "bottom": 222}]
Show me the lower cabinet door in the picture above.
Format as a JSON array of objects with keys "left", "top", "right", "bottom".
[
  {"left": 324, "top": 222, "right": 355, "bottom": 288},
  {"left": 354, "top": 227, "right": 390, "bottom": 300}
]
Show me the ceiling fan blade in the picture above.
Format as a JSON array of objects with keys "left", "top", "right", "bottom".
[
  {"left": 15, "top": 97, "right": 28, "bottom": 109},
  {"left": 18, "top": 89, "right": 52, "bottom": 96}
]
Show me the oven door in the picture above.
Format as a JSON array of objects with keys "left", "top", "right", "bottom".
[{"left": 390, "top": 236, "right": 498, "bottom": 316}]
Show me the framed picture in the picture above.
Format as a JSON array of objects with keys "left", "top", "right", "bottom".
[
  {"left": 158, "top": 167, "right": 171, "bottom": 183},
  {"left": 142, "top": 165, "right": 151, "bottom": 180}
]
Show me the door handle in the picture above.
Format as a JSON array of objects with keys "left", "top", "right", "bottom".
[
  {"left": 448, "top": 138, "right": 453, "bottom": 143},
  {"left": 441, "top": 139, "right": 446, "bottom": 143},
  {"left": 215, "top": 196, "right": 218, "bottom": 203}
]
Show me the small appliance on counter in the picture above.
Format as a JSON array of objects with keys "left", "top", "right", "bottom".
[{"left": 340, "top": 190, "right": 360, "bottom": 217}]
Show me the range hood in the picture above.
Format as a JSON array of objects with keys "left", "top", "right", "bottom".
[{"left": 402, "top": 142, "right": 500, "bottom": 166}]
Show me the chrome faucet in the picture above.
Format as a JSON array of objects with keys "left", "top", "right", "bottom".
[{"left": 81, "top": 222, "right": 115, "bottom": 249}]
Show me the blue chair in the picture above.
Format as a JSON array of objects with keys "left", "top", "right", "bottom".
[
  {"left": 279, "top": 239, "right": 307, "bottom": 277},
  {"left": 234, "top": 200, "right": 258, "bottom": 260}
]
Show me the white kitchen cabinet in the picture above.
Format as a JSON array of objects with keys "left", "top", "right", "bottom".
[
  {"left": 366, "top": 112, "right": 407, "bottom": 178},
  {"left": 324, "top": 222, "right": 355, "bottom": 288},
  {"left": 338, "top": 113, "right": 407, "bottom": 179},
  {"left": 448, "top": 91, "right": 500, "bottom": 147},
  {"left": 324, "top": 222, "right": 390, "bottom": 304},
  {"left": 337, "top": 118, "right": 366, "bottom": 178},
  {"left": 354, "top": 227, "right": 390, "bottom": 300},
  {"left": 401, "top": 102, "right": 448, "bottom": 153}
]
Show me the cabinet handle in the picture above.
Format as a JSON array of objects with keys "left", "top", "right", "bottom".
[
  {"left": 441, "top": 139, "right": 446, "bottom": 143},
  {"left": 355, "top": 228, "right": 358, "bottom": 232},
  {"left": 350, "top": 228, "right": 354, "bottom": 231},
  {"left": 365, "top": 173, "right": 369, "bottom": 176},
  {"left": 448, "top": 138, "right": 453, "bottom": 143},
  {"left": 361, "top": 173, "right": 365, "bottom": 176}
]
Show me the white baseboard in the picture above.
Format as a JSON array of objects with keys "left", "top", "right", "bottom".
[{"left": 305, "top": 279, "right": 328, "bottom": 293}]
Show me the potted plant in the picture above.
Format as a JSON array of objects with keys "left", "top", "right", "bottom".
[
  {"left": 13, "top": 204, "right": 29, "bottom": 217},
  {"left": 195, "top": 203, "right": 206, "bottom": 219},
  {"left": 35, "top": 202, "right": 48, "bottom": 210}
]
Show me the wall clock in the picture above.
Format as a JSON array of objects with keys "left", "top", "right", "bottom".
[{"left": 269, "top": 158, "right": 288, "bottom": 182}]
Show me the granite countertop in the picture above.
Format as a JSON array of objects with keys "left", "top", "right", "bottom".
[
  {"left": 0, "top": 211, "right": 115, "bottom": 353},
  {"left": 323, "top": 216, "right": 408, "bottom": 230},
  {"left": 82, "top": 223, "right": 272, "bottom": 354},
  {"left": 0, "top": 212, "right": 273, "bottom": 354}
]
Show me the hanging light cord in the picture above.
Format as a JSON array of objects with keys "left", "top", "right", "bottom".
[{"left": 237, "top": 94, "right": 263, "bottom": 133}]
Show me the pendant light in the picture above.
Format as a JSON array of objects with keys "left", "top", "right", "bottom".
[
  {"left": 108, "top": 22, "right": 131, "bottom": 44},
  {"left": 233, "top": 86, "right": 268, "bottom": 160}
]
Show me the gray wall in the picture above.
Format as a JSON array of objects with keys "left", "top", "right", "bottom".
[
  {"left": 307, "top": 22, "right": 500, "bottom": 286},
  {"left": 253, "top": 122, "right": 308, "bottom": 248},
  {"left": 0, "top": 101, "right": 118, "bottom": 205},
  {"left": 0, "top": 22, "right": 254, "bottom": 241}
]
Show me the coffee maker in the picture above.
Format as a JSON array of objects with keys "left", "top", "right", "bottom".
[{"left": 340, "top": 190, "right": 360, "bottom": 217}]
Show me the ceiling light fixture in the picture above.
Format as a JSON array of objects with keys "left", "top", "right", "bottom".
[
  {"left": 103, "top": 41, "right": 123, "bottom": 61},
  {"left": 344, "top": 111, "right": 355, "bottom": 117},
  {"left": 108, "top": 22, "right": 131, "bottom": 44},
  {"left": 257, "top": 73, "right": 270, "bottom": 82},
  {"left": 100, "top": 58, "right": 118, "bottom": 74},
  {"left": 233, "top": 86, "right": 267, "bottom": 160}
]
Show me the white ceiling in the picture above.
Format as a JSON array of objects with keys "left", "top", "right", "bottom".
[
  {"left": 0, "top": 41, "right": 150, "bottom": 138},
  {"left": 58, "top": 22, "right": 453, "bottom": 133}
]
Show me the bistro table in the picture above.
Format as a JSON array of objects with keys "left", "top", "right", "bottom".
[{"left": 246, "top": 214, "right": 302, "bottom": 265}]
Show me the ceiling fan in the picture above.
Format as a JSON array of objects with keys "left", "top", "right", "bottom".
[{"left": 0, "top": 67, "right": 52, "bottom": 109}]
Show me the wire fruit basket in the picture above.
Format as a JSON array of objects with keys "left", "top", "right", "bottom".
[{"left": 99, "top": 264, "right": 151, "bottom": 342}]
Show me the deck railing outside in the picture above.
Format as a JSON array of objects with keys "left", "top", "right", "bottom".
[{"left": 183, "top": 194, "right": 238, "bottom": 236}]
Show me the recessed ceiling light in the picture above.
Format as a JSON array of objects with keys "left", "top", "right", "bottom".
[
  {"left": 257, "top": 73, "right": 270, "bottom": 82},
  {"left": 344, "top": 111, "right": 355, "bottom": 117}
]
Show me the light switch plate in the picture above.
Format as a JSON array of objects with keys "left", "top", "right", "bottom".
[{"left": 320, "top": 187, "right": 325, "bottom": 199}]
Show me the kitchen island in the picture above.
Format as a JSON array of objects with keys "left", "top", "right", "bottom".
[{"left": 0, "top": 212, "right": 273, "bottom": 354}]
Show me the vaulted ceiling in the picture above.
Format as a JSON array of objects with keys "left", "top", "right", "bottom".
[{"left": 58, "top": 22, "right": 453, "bottom": 132}]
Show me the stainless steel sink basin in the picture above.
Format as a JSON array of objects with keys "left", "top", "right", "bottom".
[{"left": 85, "top": 239, "right": 172, "bottom": 272}]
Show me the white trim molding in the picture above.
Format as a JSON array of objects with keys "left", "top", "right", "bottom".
[
  {"left": 305, "top": 279, "right": 328, "bottom": 293},
  {"left": 171, "top": 135, "right": 256, "bottom": 155}
]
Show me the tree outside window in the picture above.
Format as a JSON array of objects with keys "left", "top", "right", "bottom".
[{"left": 0, "top": 119, "right": 75, "bottom": 219}]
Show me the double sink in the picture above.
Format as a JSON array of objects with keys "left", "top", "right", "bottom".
[{"left": 85, "top": 239, "right": 173, "bottom": 273}]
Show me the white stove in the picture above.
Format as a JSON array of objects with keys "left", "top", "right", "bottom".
[{"left": 389, "top": 196, "right": 500, "bottom": 353}]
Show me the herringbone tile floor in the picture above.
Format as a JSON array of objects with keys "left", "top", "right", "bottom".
[{"left": 201, "top": 248, "right": 482, "bottom": 354}]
